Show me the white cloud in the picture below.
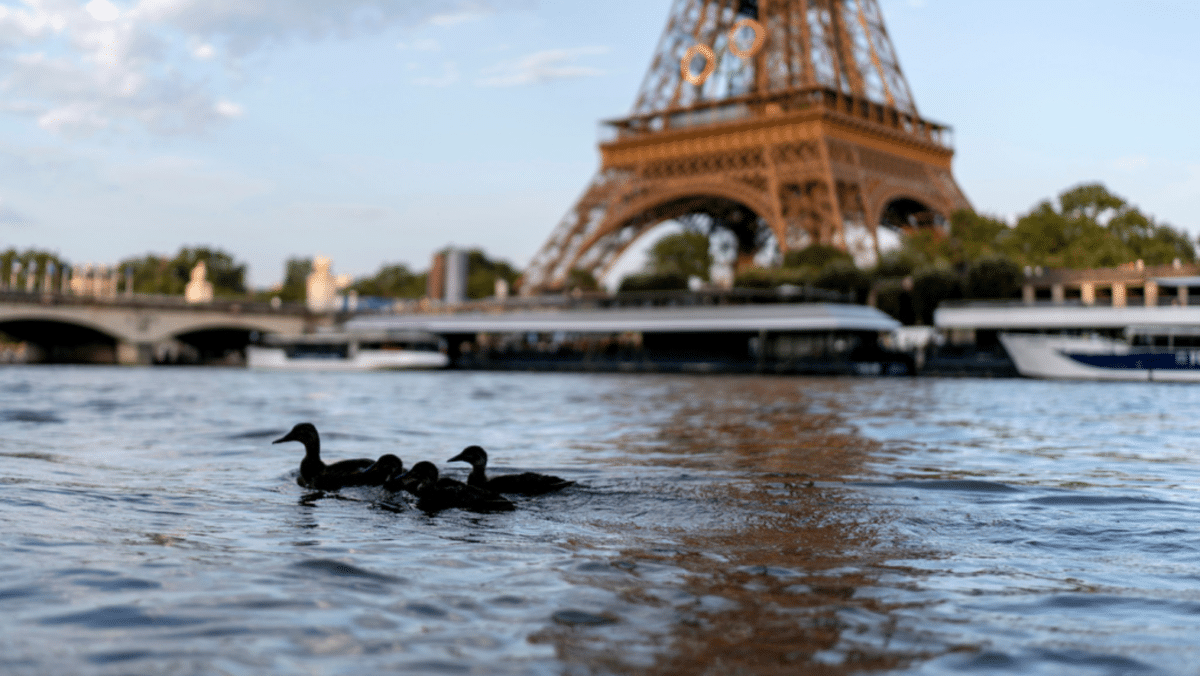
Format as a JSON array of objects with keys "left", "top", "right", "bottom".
[
  {"left": 192, "top": 43, "right": 214, "bottom": 60},
  {"left": 214, "top": 99, "right": 242, "bottom": 118},
  {"left": 477, "top": 46, "right": 608, "bottom": 87},
  {"left": 0, "top": 0, "right": 511, "bottom": 137},
  {"left": 85, "top": 0, "right": 120, "bottom": 22},
  {"left": 428, "top": 9, "right": 490, "bottom": 27},
  {"left": 37, "top": 103, "right": 109, "bottom": 136}
]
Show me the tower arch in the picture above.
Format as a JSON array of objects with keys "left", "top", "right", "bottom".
[{"left": 522, "top": 0, "right": 971, "bottom": 292}]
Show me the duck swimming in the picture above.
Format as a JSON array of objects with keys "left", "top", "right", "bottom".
[
  {"left": 340, "top": 454, "right": 404, "bottom": 488},
  {"left": 393, "top": 461, "right": 515, "bottom": 513},
  {"left": 273, "top": 422, "right": 375, "bottom": 490},
  {"left": 447, "top": 446, "right": 574, "bottom": 496}
]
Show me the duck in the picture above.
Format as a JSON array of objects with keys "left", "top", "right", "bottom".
[
  {"left": 447, "top": 445, "right": 574, "bottom": 496},
  {"left": 340, "top": 454, "right": 404, "bottom": 488},
  {"left": 391, "top": 461, "right": 515, "bottom": 513},
  {"left": 273, "top": 422, "right": 375, "bottom": 490}
]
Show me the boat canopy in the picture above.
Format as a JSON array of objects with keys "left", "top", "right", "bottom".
[
  {"left": 1153, "top": 277, "right": 1200, "bottom": 288},
  {"left": 936, "top": 304, "right": 1200, "bottom": 330},
  {"left": 346, "top": 303, "right": 900, "bottom": 335}
]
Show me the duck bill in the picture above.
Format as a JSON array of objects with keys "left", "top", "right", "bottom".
[
  {"left": 272, "top": 432, "right": 294, "bottom": 444},
  {"left": 447, "top": 452, "right": 467, "bottom": 463}
]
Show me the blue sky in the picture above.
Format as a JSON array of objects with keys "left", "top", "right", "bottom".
[{"left": 0, "top": 0, "right": 1195, "bottom": 288}]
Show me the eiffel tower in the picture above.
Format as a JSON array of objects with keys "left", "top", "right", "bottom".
[{"left": 521, "top": 0, "right": 970, "bottom": 292}]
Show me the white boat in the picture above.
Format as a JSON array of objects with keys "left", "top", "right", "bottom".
[
  {"left": 998, "top": 329, "right": 1200, "bottom": 381},
  {"left": 246, "top": 330, "right": 448, "bottom": 371},
  {"left": 936, "top": 301, "right": 1200, "bottom": 381}
]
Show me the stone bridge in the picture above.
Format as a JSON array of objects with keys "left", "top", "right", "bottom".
[{"left": 0, "top": 292, "right": 314, "bottom": 364}]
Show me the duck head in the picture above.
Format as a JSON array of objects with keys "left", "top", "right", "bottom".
[
  {"left": 447, "top": 445, "right": 487, "bottom": 468},
  {"left": 372, "top": 454, "right": 404, "bottom": 479},
  {"left": 397, "top": 461, "right": 439, "bottom": 494},
  {"left": 273, "top": 423, "right": 319, "bottom": 450}
]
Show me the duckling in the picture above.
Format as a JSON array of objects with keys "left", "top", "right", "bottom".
[
  {"left": 340, "top": 454, "right": 404, "bottom": 488},
  {"left": 273, "top": 422, "right": 374, "bottom": 490},
  {"left": 447, "top": 445, "right": 573, "bottom": 496},
  {"left": 391, "top": 461, "right": 515, "bottom": 513}
]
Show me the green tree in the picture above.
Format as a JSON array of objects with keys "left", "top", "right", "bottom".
[
  {"left": 566, "top": 268, "right": 599, "bottom": 292},
  {"left": 814, "top": 260, "right": 871, "bottom": 301},
  {"left": 275, "top": 258, "right": 312, "bottom": 302},
  {"left": 172, "top": 247, "right": 246, "bottom": 296},
  {"left": 873, "top": 249, "right": 920, "bottom": 278},
  {"left": 782, "top": 243, "right": 852, "bottom": 269},
  {"left": 646, "top": 231, "right": 712, "bottom": 281},
  {"left": 617, "top": 272, "right": 689, "bottom": 293},
  {"left": 911, "top": 266, "right": 960, "bottom": 325},
  {"left": 119, "top": 246, "right": 247, "bottom": 297},
  {"left": 352, "top": 263, "right": 425, "bottom": 299},
  {"left": 950, "top": 210, "right": 1008, "bottom": 262},
  {"left": 887, "top": 183, "right": 1194, "bottom": 279},
  {"left": 963, "top": 255, "right": 1021, "bottom": 299},
  {"left": 0, "top": 249, "right": 68, "bottom": 288},
  {"left": 994, "top": 183, "right": 1194, "bottom": 268},
  {"left": 462, "top": 249, "right": 520, "bottom": 300}
]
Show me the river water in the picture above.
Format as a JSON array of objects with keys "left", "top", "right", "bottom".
[{"left": 0, "top": 367, "right": 1198, "bottom": 675}]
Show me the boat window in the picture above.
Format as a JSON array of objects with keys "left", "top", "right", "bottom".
[{"left": 285, "top": 344, "right": 349, "bottom": 359}]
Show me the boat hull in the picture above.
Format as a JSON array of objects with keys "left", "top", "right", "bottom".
[
  {"left": 999, "top": 333, "right": 1200, "bottom": 381},
  {"left": 246, "top": 346, "right": 447, "bottom": 371}
]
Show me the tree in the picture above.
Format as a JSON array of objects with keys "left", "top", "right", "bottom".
[
  {"left": 885, "top": 183, "right": 1194, "bottom": 280},
  {"left": 566, "top": 268, "right": 599, "bottom": 292},
  {"left": 275, "top": 258, "right": 312, "bottom": 302},
  {"left": 352, "top": 263, "right": 425, "bottom": 299},
  {"left": 0, "top": 249, "right": 68, "bottom": 288},
  {"left": 463, "top": 249, "right": 520, "bottom": 299},
  {"left": 171, "top": 247, "right": 246, "bottom": 295},
  {"left": 814, "top": 260, "right": 870, "bottom": 301},
  {"left": 963, "top": 255, "right": 1021, "bottom": 299},
  {"left": 782, "top": 243, "right": 851, "bottom": 269},
  {"left": 119, "top": 246, "right": 247, "bottom": 297},
  {"left": 911, "top": 266, "right": 960, "bottom": 325},
  {"left": 874, "top": 249, "right": 920, "bottom": 278},
  {"left": 617, "top": 272, "right": 688, "bottom": 293},
  {"left": 646, "top": 231, "right": 712, "bottom": 281},
  {"left": 994, "top": 183, "right": 1194, "bottom": 268},
  {"left": 950, "top": 210, "right": 1008, "bottom": 262}
]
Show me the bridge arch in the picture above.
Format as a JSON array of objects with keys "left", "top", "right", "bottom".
[
  {"left": 0, "top": 317, "right": 120, "bottom": 364},
  {"left": 162, "top": 323, "right": 280, "bottom": 365},
  {"left": 0, "top": 300, "right": 309, "bottom": 364}
]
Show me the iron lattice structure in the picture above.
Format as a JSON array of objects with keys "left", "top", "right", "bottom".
[{"left": 522, "top": 0, "right": 970, "bottom": 292}]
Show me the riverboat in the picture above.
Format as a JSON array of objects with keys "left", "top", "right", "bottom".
[
  {"left": 936, "top": 298, "right": 1200, "bottom": 381},
  {"left": 345, "top": 301, "right": 908, "bottom": 374},
  {"left": 246, "top": 330, "right": 447, "bottom": 371},
  {"left": 998, "top": 329, "right": 1200, "bottom": 381}
]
